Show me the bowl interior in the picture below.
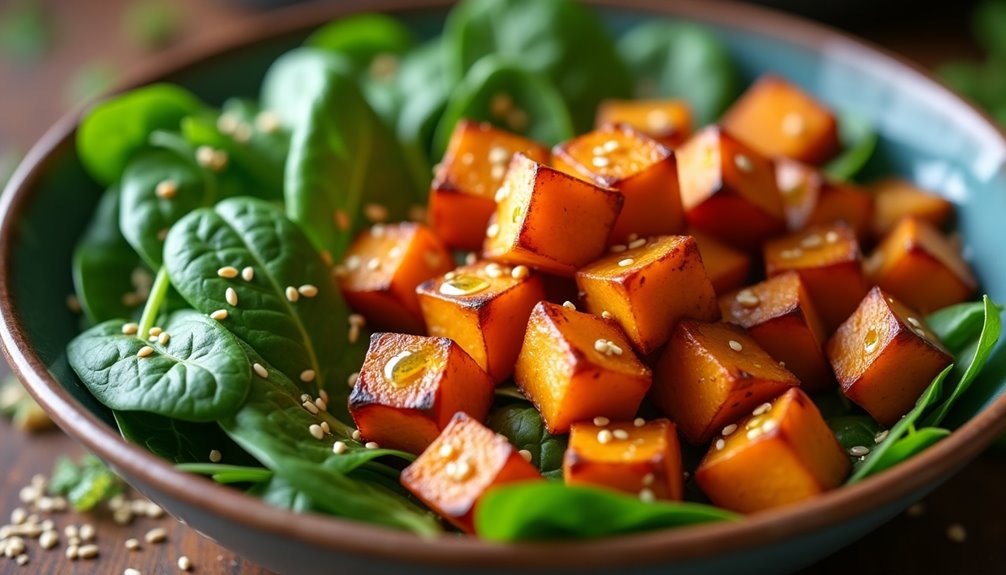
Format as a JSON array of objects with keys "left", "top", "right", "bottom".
[{"left": 4, "top": 1, "right": 1006, "bottom": 573}]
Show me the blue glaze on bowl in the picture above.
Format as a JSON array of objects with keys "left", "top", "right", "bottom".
[{"left": 3, "top": 2, "right": 1006, "bottom": 574}]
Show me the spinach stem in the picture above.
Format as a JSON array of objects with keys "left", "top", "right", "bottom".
[{"left": 138, "top": 267, "right": 171, "bottom": 336}]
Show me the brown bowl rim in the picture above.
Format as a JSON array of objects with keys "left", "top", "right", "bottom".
[{"left": 3, "top": 0, "right": 1006, "bottom": 569}]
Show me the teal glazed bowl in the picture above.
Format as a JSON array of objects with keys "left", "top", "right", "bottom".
[{"left": 3, "top": 1, "right": 1006, "bottom": 574}]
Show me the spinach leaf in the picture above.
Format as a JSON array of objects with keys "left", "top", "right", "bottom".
[
  {"left": 248, "top": 476, "right": 314, "bottom": 512},
  {"left": 443, "top": 0, "right": 630, "bottom": 132},
  {"left": 823, "top": 114, "right": 878, "bottom": 182},
  {"left": 828, "top": 415, "right": 882, "bottom": 451},
  {"left": 115, "top": 410, "right": 256, "bottom": 465},
  {"left": 72, "top": 188, "right": 146, "bottom": 325},
  {"left": 67, "top": 310, "right": 251, "bottom": 422},
  {"left": 49, "top": 455, "right": 127, "bottom": 512},
  {"left": 487, "top": 402, "right": 567, "bottom": 479},
  {"left": 163, "top": 197, "right": 357, "bottom": 402},
  {"left": 77, "top": 84, "right": 203, "bottom": 185},
  {"left": 283, "top": 56, "right": 417, "bottom": 257},
  {"left": 261, "top": 47, "right": 353, "bottom": 133},
  {"left": 926, "top": 299, "right": 990, "bottom": 353},
  {"left": 433, "top": 55, "right": 574, "bottom": 157},
  {"left": 864, "top": 428, "right": 951, "bottom": 476},
  {"left": 175, "top": 463, "right": 273, "bottom": 485},
  {"left": 974, "top": 0, "right": 1006, "bottom": 59},
  {"left": 119, "top": 136, "right": 213, "bottom": 268},
  {"left": 394, "top": 39, "right": 448, "bottom": 190},
  {"left": 617, "top": 21, "right": 738, "bottom": 125},
  {"left": 475, "top": 482, "right": 738, "bottom": 541}
]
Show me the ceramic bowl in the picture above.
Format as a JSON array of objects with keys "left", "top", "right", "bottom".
[{"left": 3, "top": 1, "right": 1006, "bottom": 574}]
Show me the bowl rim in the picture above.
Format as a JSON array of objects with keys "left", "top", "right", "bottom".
[{"left": 3, "top": 0, "right": 1006, "bottom": 569}]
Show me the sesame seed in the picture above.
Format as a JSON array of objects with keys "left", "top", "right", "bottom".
[
  {"left": 735, "top": 289, "right": 760, "bottom": 308},
  {"left": 849, "top": 445, "right": 871, "bottom": 457},
  {"left": 225, "top": 287, "right": 238, "bottom": 306},
  {"left": 746, "top": 428, "right": 762, "bottom": 440},
  {"left": 144, "top": 528, "right": 167, "bottom": 544},
  {"left": 612, "top": 429, "right": 630, "bottom": 440},
  {"left": 728, "top": 340, "right": 743, "bottom": 352},
  {"left": 642, "top": 473, "right": 655, "bottom": 486},
  {"left": 349, "top": 314, "right": 366, "bottom": 328},
  {"left": 315, "top": 397, "right": 328, "bottom": 412},
  {"left": 209, "top": 309, "right": 228, "bottom": 321},
  {"left": 490, "top": 164, "right": 506, "bottom": 180},
  {"left": 209, "top": 449, "right": 222, "bottom": 463},
  {"left": 593, "top": 416, "right": 610, "bottom": 426},
  {"left": 946, "top": 523, "right": 967, "bottom": 543},
  {"left": 148, "top": 326, "right": 162, "bottom": 337},
  {"left": 320, "top": 251, "right": 334, "bottom": 267},
  {"left": 634, "top": 417, "right": 646, "bottom": 427},
  {"left": 825, "top": 231, "right": 840, "bottom": 243},
  {"left": 638, "top": 488, "right": 656, "bottom": 503},
  {"left": 488, "top": 146, "right": 509, "bottom": 164},
  {"left": 303, "top": 401, "right": 320, "bottom": 415},
  {"left": 154, "top": 180, "right": 177, "bottom": 200},
  {"left": 319, "top": 389, "right": 329, "bottom": 403},
  {"left": 241, "top": 266, "right": 254, "bottom": 281},
  {"left": 646, "top": 109, "right": 670, "bottom": 131},
  {"left": 874, "top": 430, "right": 890, "bottom": 443},
  {"left": 366, "top": 257, "right": 381, "bottom": 271},
  {"left": 136, "top": 346, "right": 154, "bottom": 358},
  {"left": 494, "top": 187, "right": 508, "bottom": 203},
  {"left": 609, "top": 244, "right": 627, "bottom": 253},
  {"left": 801, "top": 234, "right": 823, "bottom": 249},
  {"left": 39, "top": 530, "right": 58, "bottom": 549},
  {"left": 486, "top": 223, "right": 500, "bottom": 238},
  {"left": 518, "top": 449, "right": 532, "bottom": 462},
  {"left": 601, "top": 311, "right": 613, "bottom": 319},
  {"left": 365, "top": 441, "right": 380, "bottom": 449},
  {"left": 722, "top": 423, "right": 738, "bottom": 436},
  {"left": 907, "top": 316, "right": 921, "bottom": 327},
  {"left": 594, "top": 339, "right": 609, "bottom": 353},
  {"left": 300, "top": 369, "right": 316, "bottom": 383},
  {"left": 592, "top": 156, "right": 610, "bottom": 168},
  {"left": 252, "top": 363, "right": 268, "bottom": 378},
  {"left": 233, "top": 122, "right": 253, "bottom": 143},
  {"left": 255, "top": 110, "right": 281, "bottom": 133},
  {"left": 734, "top": 154, "right": 753, "bottom": 172},
  {"left": 178, "top": 556, "right": 193, "bottom": 571},
  {"left": 121, "top": 322, "right": 139, "bottom": 335},
  {"left": 715, "top": 438, "right": 726, "bottom": 450},
  {"left": 779, "top": 248, "right": 803, "bottom": 259},
  {"left": 603, "top": 139, "right": 620, "bottom": 152},
  {"left": 16, "top": 555, "right": 28, "bottom": 566},
  {"left": 628, "top": 238, "right": 647, "bottom": 250},
  {"left": 762, "top": 419, "right": 779, "bottom": 433},
  {"left": 608, "top": 342, "right": 623, "bottom": 356},
  {"left": 125, "top": 538, "right": 140, "bottom": 550},
  {"left": 158, "top": 332, "right": 170, "bottom": 346},
  {"left": 78, "top": 544, "right": 99, "bottom": 559},
  {"left": 562, "top": 300, "right": 577, "bottom": 311},
  {"left": 309, "top": 424, "right": 324, "bottom": 439},
  {"left": 597, "top": 429, "right": 613, "bottom": 444},
  {"left": 332, "top": 441, "right": 348, "bottom": 455},
  {"left": 286, "top": 286, "right": 300, "bottom": 302},
  {"left": 617, "top": 258, "right": 634, "bottom": 267},
  {"left": 347, "top": 372, "right": 360, "bottom": 388},
  {"left": 446, "top": 458, "right": 474, "bottom": 481},
  {"left": 64, "top": 525, "right": 78, "bottom": 538},
  {"left": 511, "top": 265, "right": 529, "bottom": 280},
  {"left": 300, "top": 394, "right": 311, "bottom": 402},
  {"left": 906, "top": 502, "right": 926, "bottom": 517},
  {"left": 363, "top": 203, "right": 389, "bottom": 223},
  {"left": 351, "top": 429, "right": 362, "bottom": 441},
  {"left": 781, "top": 112, "right": 805, "bottom": 137},
  {"left": 79, "top": 523, "right": 95, "bottom": 541},
  {"left": 485, "top": 262, "right": 504, "bottom": 278},
  {"left": 65, "top": 545, "right": 79, "bottom": 560},
  {"left": 753, "top": 402, "right": 772, "bottom": 416},
  {"left": 320, "top": 421, "right": 330, "bottom": 433},
  {"left": 217, "top": 113, "right": 238, "bottom": 134}
]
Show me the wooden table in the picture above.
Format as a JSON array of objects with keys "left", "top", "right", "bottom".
[{"left": 1, "top": 1, "right": 1003, "bottom": 573}]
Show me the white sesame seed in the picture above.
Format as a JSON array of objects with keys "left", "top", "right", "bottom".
[
  {"left": 753, "top": 402, "right": 772, "bottom": 416},
  {"left": 638, "top": 488, "right": 656, "bottom": 503},
  {"left": 300, "top": 369, "right": 316, "bottom": 383},
  {"left": 779, "top": 248, "right": 803, "bottom": 260},
  {"left": 746, "top": 428, "right": 762, "bottom": 440},
  {"left": 144, "top": 527, "right": 168, "bottom": 545},
  {"left": 628, "top": 238, "right": 647, "bottom": 250},
  {"left": 446, "top": 458, "right": 474, "bottom": 481},
  {"left": 488, "top": 146, "right": 509, "bottom": 164},
  {"left": 79, "top": 523, "right": 95, "bottom": 541},
  {"left": 147, "top": 326, "right": 162, "bottom": 337},
  {"left": 801, "top": 234, "right": 823, "bottom": 249},
  {"left": 609, "top": 244, "right": 627, "bottom": 253},
  {"left": 209, "top": 309, "right": 228, "bottom": 321},
  {"left": 634, "top": 417, "right": 646, "bottom": 427},
  {"left": 78, "top": 544, "right": 99, "bottom": 559},
  {"left": 594, "top": 339, "right": 609, "bottom": 353},
  {"left": 601, "top": 311, "right": 613, "bottom": 319},
  {"left": 562, "top": 300, "right": 577, "bottom": 311},
  {"left": 735, "top": 289, "right": 760, "bottom": 308},
  {"left": 178, "top": 555, "right": 193, "bottom": 571},
  {"left": 762, "top": 419, "right": 779, "bottom": 433},
  {"left": 10, "top": 508, "right": 26, "bottom": 525},
  {"left": 136, "top": 346, "right": 154, "bottom": 358},
  {"left": 946, "top": 523, "right": 967, "bottom": 543},
  {"left": 309, "top": 424, "right": 324, "bottom": 439},
  {"left": 121, "top": 322, "right": 139, "bottom": 335},
  {"left": 125, "top": 538, "right": 140, "bottom": 550},
  {"left": 303, "top": 401, "right": 320, "bottom": 415},
  {"left": 155, "top": 180, "right": 177, "bottom": 200},
  {"left": 715, "top": 438, "right": 726, "bottom": 450},
  {"left": 225, "top": 287, "right": 238, "bottom": 306},
  {"left": 490, "top": 164, "right": 506, "bottom": 180},
  {"left": 518, "top": 449, "right": 532, "bottom": 462},
  {"left": 874, "top": 430, "right": 890, "bottom": 444},
  {"left": 65, "top": 545, "right": 79, "bottom": 560},
  {"left": 351, "top": 429, "right": 362, "bottom": 441},
  {"left": 781, "top": 112, "right": 805, "bottom": 137},
  {"left": 16, "top": 554, "right": 28, "bottom": 566},
  {"left": 617, "top": 258, "right": 634, "bottom": 267},
  {"left": 907, "top": 316, "right": 921, "bottom": 328},
  {"left": 365, "top": 441, "right": 380, "bottom": 449},
  {"left": 593, "top": 416, "right": 610, "bottom": 426},
  {"left": 39, "top": 530, "right": 58, "bottom": 550},
  {"left": 722, "top": 424, "right": 738, "bottom": 436},
  {"left": 64, "top": 525, "right": 78, "bottom": 538},
  {"left": 363, "top": 203, "right": 389, "bottom": 223},
  {"left": 157, "top": 332, "right": 170, "bottom": 346},
  {"left": 597, "top": 429, "right": 614, "bottom": 444},
  {"left": 641, "top": 473, "right": 655, "bottom": 486},
  {"left": 320, "top": 421, "right": 330, "bottom": 434},
  {"left": 332, "top": 441, "right": 348, "bottom": 454},
  {"left": 612, "top": 429, "right": 630, "bottom": 440},
  {"left": 285, "top": 286, "right": 300, "bottom": 302},
  {"left": 608, "top": 342, "right": 624, "bottom": 356},
  {"left": 241, "top": 266, "right": 254, "bottom": 281},
  {"left": 298, "top": 284, "right": 318, "bottom": 298},
  {"left": 217, "top": 266, "right": 238, "bottom": 278},
  {"left": 825, "top": 231, "right": 840, "bottom": 244},
  {"left": 252, "top": 363, "right": 268, "bottom": 378},
  {"left": 849, "top": 445, "right": 871, "bottom": 457},
  {"left": 728, "top": 340, "right": 743, "bottom": 352},
  {"left": 486, "top": 223, "right": 500, "bottom": 238},
  {"left": 511, "top": 265, "right": 529, "bottom": 280},
  {"left": 255, "top": 110, "right": 281, "bottom": 133},
  {"left": 734, "top": 154, "right": 753, "bottom": 172},
  {"left": 592, "top": 156, "right": 610, "bottom": 168},
  {"left": 315, "top": 397, "right": 328, "bottom": 412},
  {"left": 209, "top": 449, "right": 222, "bottom": 463}
]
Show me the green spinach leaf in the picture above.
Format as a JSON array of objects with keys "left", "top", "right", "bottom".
[
  {"left": 261, "top": 48, "right": 353, "bottom": 133},
  {"left": 487, "top": 402, "right": 567, "bottom": 479},
  {"left": 115, "top": 410, "right": 256, "bottom": 465},
  {"left": 49, "top": 455, "right": 126, "bottom": 512},
  {"left": 248, "top": 476, "right": 314, "bottom": 513},
  {"left": 823, "top": 113, "right": 878, "bottom": 182},
  {"left": 864, "top": 427, "right": 951, "bottom": 476},
  {"left": 828, "top": 415, "right": 882, "bottom": 452},
  {"left": 475, "top": 482, "right": 738, "bottom": 541},
  {"left": 443, "top": 0, "right": 630, "bottom": 132},
  {"left": 617, "top": 21, "right": 738, "bottom": 125},
  {"left": 175, "top": 463, "right": 273, "bottom": 485},
  {"left": 926, "top": 299, "right": 991, "bottom": 353},
  {"left": 394, "top": 39, "right": 449, "bottom": 191},
  {"left": 433, "top": 55, "right": 574, "bottom": 157},
  {"left": 77, "top": 84, "right": 203, "bottom": 185},
  {"left": 67, "top": 310, "right": 251, "bottom": 422}
]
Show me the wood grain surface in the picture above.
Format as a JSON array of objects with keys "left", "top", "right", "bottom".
[{"left": 0, "top": 1, "right": 1002, "bottom": 574}]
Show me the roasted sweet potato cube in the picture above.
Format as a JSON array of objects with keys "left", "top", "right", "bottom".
[
  {"left": 721, "top": 75, "right": 840, "bottom": 165},
  {"left": 764, "top": 223, "right": 869, "bottom": 333},
  {"left": 690, "top": 229, "right": 752, "bottom": 295},
  {"left": 871, "top": 178, "right": 953, "bottom": 238},
  {"left": 720, "top": 272, "right": 833, "bottom": 392},
  {"left": 694, "top": 388, "right": 850, "bottom": 513},
  {"left": 416, "top": 260, "right": 545, "bottom": 382},
  {"left": 595, "top": 99, "right": 692, "bottom": 148},
  {"left": 349, "top": 333, "right": 495, "bottom": 454},
  {"left": 827, "top": 287, "right": 953, "bottom": 426},
  {"left": 429, "top": 120, "right": 550, "bottom": 250},
  {"left": 652, "top": 320, "right": 800, "bottom": 445},
  {"left": 483, "top": 153, "right": 623, "bottom": 276},
  {"left": 515, "top": 302, "right": 652, "bottom": 434},
  {"left": 564, "top": 418, "right": 683, "bottom": 501},
  {"left": 775, "top": 157, "right": 821, "bottom": 231},
  {"left": 552, "top": 124, "right": 685, "bottom": 244},
  {"left": 866, "top": 217, "right": 976, "bottom": 314},
  {"left": 337, "top": 222, "right": 454, "bottom": 334},
  {"left": 805, "top": 180, "right": 874, "bottom": 244},
  {"left": 400, "top": 412, "right": 542, "bottom": 533},
  {"left": 576, "top": 235, "right": 719, "bottom": 354},
  {"left": 677, "top": 126, "right": 787, "bottom": 249}
]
